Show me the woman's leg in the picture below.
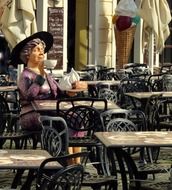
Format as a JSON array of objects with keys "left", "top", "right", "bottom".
[
  {"left": 68, "top": 147, "right": 75, "bottom": 164},
  {"left": 73, "top": 147, "right": 82, "bottom": 164},
  {"left": 68, "top": 147, "right": 82, "bottom": 164}
]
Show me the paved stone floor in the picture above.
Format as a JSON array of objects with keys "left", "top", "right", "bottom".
[{"left": 0, "top": 146, "right": 171, "bottom": 189}]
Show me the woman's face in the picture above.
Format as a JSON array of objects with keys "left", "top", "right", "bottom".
[{"left": 28, "top": 43, "right": 45, "bottom": 64}]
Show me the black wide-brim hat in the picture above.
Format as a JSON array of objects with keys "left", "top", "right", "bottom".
[{"left": 10, "top": 31, "right": 53, "bottom": 67}]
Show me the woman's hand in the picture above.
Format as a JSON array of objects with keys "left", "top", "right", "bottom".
[{"left": 66, "top": 91, "right": 77, "bottom": 97}]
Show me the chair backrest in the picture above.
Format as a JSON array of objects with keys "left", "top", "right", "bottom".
[
  {"left": 103, "top": 118, "right": 144, "bottom": 163},
  {"left": 116, "top": 69, "right": 129, "bottom": 80},
  {"left": 101, "top": 110, "right": 146, "bottom": 156},
  {"left": 160, "top": 63, "right": 172, "bottom": 74},
  {"left": 162, "top": 74, "right": 172, "bottom": 91},
  {"left": 106, "top": 118, "right": 137, "bottom": 132},
  {"left": 64, "top": 105, "right": 103, "bottom": 136},
  {"left": 118, "top": 78, "right": 149, "bottom": 109},
  {"left": 124, "top": 63, "right": 151, "bottom": 80},
  {"left": 36, "top": 157, "right": 84, "bottom": 190},
  {"left": 98, "top": 88, "right": 118, "bottom": 103},
  {"left": 0, "top": 74, "right": 10, "bottom": 86},
  {"left": 0, "top": 94, "right": 10, "bottom": 133},
  {"left": 80, "top": 68, "right": 96, "bottom": 81},
  {"left": 97, "top": 68, "right": 115, "bottom": 80},
  {"left": 56, "top": 97, "right": 108, "bottom": 115},
  {"left": 39, "top": 116, "right": 69, "bottom": 157},
  {"left": 144, "top": 94, "right": 163, "bottom": 131},
  {"left": 88, "top": 85, "right": 99, "bottom": 98},
  {"left": 107, "top": 71, "right": 120, "bottom": 80},
  {"left": 120, "top": 78, "right": 149, "bottom": 93},
  {"left": 89, "top": 81, "right": 119, "bottom": 100},
  {"left": 147, "top": 73, "right": 164, "bottom": 91},
  {"left": 101, "top": 109, "right": 147, "bottom": 131}
]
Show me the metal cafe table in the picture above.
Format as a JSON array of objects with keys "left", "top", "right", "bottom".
[
  {"left": 85, "top": 80, "right": 121, "bottom": 86},
  {"left": 0, "top": 85, "right": 18, "bottom": 99},
  {"left": 0, "top": 85, "right": 19, "bottom": 107},
  {"left": 31, "top": 99, "right": 122, "bottom": 112},
  {"left": 85, "top": 80, "right": 120, "bottom": 96},
  {"left": 95, "top": 131, "right": 172, "bottom": 148},
  {"left": 95, "top": 131, "right": 172, "bottom": 190},
  {"left": 0, "top": 149, "right": 62, "bottom": 189},
  {"left": 0, "top": 85, "right": 18, "bottom": 92},
  {"left": 125, "top": 91, "right": 172, "bottom": 107},
  {"left": 125, "top": 91, "right": 172, "bottom": 99}
]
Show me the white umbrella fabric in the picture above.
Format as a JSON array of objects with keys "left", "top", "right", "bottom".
[
  {"left": 0, "top": 0, "right": 37, "bottom": 49},
  {"left": 138, "top": 0, "right": 171, "bottom": 53},
  {"left": 137, "top": 0, "right": 171, "bottom": 73},
  {"left": 0, "top": 0, "right": 37, "bottom": 80}
]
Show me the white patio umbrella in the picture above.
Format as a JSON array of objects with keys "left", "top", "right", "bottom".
[
  {"left": 137, "top": 0, "right": 171, "bottom": 73},
  {"left": 0, "top": 0, "right": 37, "bottom": 79},
  {"left": 0, "top": 0, "right": 37, "bottom": 49}
]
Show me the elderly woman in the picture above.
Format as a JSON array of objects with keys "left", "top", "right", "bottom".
[
  {"left": 11, "top": 32, "right": 83, "bottom": 164},
  {"left": 10, "top": 31, "right": 62, "bottom": 131}
]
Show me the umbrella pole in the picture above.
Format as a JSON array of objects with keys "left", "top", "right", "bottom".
[
  {"left": 148, "top": 30, "right": 154, "bottom": 74},
  {"left": 17, "top": 64, "right": 24, "bottom": 82}
]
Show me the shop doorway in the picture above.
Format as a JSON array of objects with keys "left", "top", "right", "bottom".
[{"left": 67, "top": 0, "right": 89, "bottom": 71}]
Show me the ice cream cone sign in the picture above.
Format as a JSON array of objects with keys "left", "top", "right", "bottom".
[{"left": 112, "top": 0, "right": 140, "bottom": 69}]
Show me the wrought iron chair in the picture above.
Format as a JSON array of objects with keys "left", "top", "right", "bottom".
[
  {"left": 88, "top": 81, "right": 119, "bottom": 102},
  {"left": 124, "top": 63, "right": 151, "bottom": 79},
  {"left": 115, "top": 69, "right": 129, "bottom": 80},
  {"left": 160, "top": 63, "right": 172, "bottom": 74},
  {"left": 107, "top": 71, "right": 121, "bottom": 80},
  {"left": 56, "top": 151, "right": 117, "bottom": 190},
  {"left": 80, "top": 68, "right": 96, "bottom": 81},
  {"left": 100, "top": 108, "right": 147, "bottom": 132},
  {"left": 118, "top": 78, "right": 149, "bottom": 109},
  {"left": 100, "top": 109, "right": 147, "bottom": 162},
  {"left": 144, "top": 93, "right": 172, "bottom": 165},
  {"left": 147, "top": 73, "right": 164, "bottom": 92},
  {"left": 36, "top": 160, "right": 84, "bottom": 190},
  {"left": 0, "top": 93, "right": 33, "bottom": 149},
  {"left": 162, "top": 73, "right": 172, "bottom": 91},
  {"left": 98, "top": 88, "right": 118, "bottom": 103},
  {"left": 64, "top": 105, "right": 104, "bottom": 173},
  {"left": 97, "top": 67, "right": 115, "bottom": 80},
  {"left": 150, "top": 74, "right": 172, "bottom": 132},
  {"left": 102, "top": 117, "right": 145, "bottom": 165},
  {"left": 56, "top": 97, "right": 108, "bottom": 116},
  {"left": 40, "top": 115, "right": 117, "bottom": 190},
  {"left": 144, "top": 94, "right": 164, "bottom": 131},
  {"left": 100, "top": 110, "right": 170, "bottom": 179},
  {"left": 40, "top": 116, "right": 69, "bottom": 157}
]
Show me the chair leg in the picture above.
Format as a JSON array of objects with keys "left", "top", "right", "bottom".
[
  {"left": 11, "top": 169, "right": 24, "bottom": 188},
  {"left": 20, "top": 169, "right": 36, "bottom": 190},
  {"left": 32, "top": 133, "right": 41, "bottom": 149},
  {"left": 14, "top": 139, "right": 21, "bottom": 149}
]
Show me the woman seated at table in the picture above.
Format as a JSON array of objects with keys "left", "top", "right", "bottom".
[
  {"left": 10, "top": 31, "right": 82, "bottom": 163},
  {"left": 10, "top": 31, "right": 62, "bottom": 132}
]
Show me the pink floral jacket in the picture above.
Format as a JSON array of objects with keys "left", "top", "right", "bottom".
[{"left": 18, "top": 68, "right": 62, "bottom": 130}]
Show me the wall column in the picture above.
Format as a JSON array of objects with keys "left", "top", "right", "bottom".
[{"left": 36, "top": 0, "right": 48, "bottom": 31}]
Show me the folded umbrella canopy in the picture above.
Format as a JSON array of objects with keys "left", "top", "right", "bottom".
[
  {"left": 138, "top": 0, "right": 171, "bottom": 53},
  {"left": 0, "top": 0, "right": 37, "bottom": 49}
]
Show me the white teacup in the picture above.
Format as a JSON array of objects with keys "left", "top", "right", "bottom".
[{"left": 44, "top": 59, "right": 57, "bottom": 69}]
